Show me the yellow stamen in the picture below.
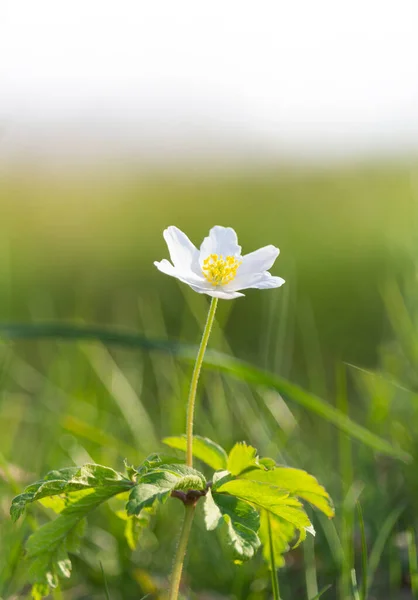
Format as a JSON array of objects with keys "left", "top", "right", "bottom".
[{"left": 202, "top": 254, "right": 241, "bottom": 286}]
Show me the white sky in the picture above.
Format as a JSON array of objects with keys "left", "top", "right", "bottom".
[{"left": 1, "top": 0, "right": 418, "bottom": 161}]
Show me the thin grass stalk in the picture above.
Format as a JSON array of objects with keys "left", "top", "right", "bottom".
[
  {"left": 336, "top": 364, "right": 354, "bottom": 600},
  {"left": 367, "top": 504, "right": 405, "bottom": 595},
  {"left": 389, "top": 534, "right": 402, "bottom": 600},
  {"left": 304, "top": 527, "right": 318, "bottom": 599},
  {"left": 100, "top": 562, "right": 111, "bottom": 600},
  {"left": 309, "top": 584, "right": 332, "bottom": 600},
  {"left": 267, "top": 511, "right": 280, "bottom": 600},
  {"left": 351, "top": 569, "right": 361, "bottom": 600},
  {"left": 356, "top": 502, "right": 368, "bottom": 600},
  {"left": 408, "top": 528, "right": 418, "bottom": 598},
  {"left": 0, "top": 322, "right": 410, "bottom": 461}
]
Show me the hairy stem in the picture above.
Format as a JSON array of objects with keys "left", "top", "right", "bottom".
[
  {"left": 167, "top": 297, "right": 218, "bottom": 599},
  {"left": 168, "top": 504, "right": 196, "bottom": 600},
  {"left": 185, "top": 296, "right": 218, "bottom": 467},
  {"left": 267, "top": 511, "right": 281, "bottom": 600}
]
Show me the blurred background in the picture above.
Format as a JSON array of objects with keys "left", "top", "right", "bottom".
[{"left": 2, "top": 1, "right": 418, "bottom": 598}]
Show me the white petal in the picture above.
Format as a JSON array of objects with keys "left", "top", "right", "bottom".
[
  {"left": 224, "top": 245, "right": 281, "bottom": 291},
  {"left": 248, "top": 273, "right": 285, "bottom": 290},
  {"left": 189, "top": 284, "right": 245, "bottom": 300},
  {"left": 199, "top": 226, "right": 241, "bottom": 265},
  {"left": 163, "top": 226, "right": 199, "bottom": 271},
  {"left": 239, "top": 245, "right": 280, "bottom": 277},
  {"left": 154, "top": 260, "right": 206, "bottom": 287}
]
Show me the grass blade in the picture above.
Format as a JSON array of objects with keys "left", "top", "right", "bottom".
[
  {"left": 337, "top": 364, "right": 353, "bottom": 600},
  {"left": 267, "top": 511, "right": 281, "bottom": 600},
  {"left": 0, "top": 322, "right": 411, "bottom": 461},
  {"left": 357, "top": 502, "right": 368, "bottom": 600},
  {"left": 100, "top": 561, "right": 111, "bottom": 600},
  {"left": 309, "top": 584, "right": 332, "bottom": 600},
  {"left": 351, "top": 568, "right": 361, "bottom": 600},
  {"left": 408, "top": 528, "right": 418, "bottom": 598},
  {"left": 367, "top": 503, "right": 406, "bottom": 595}
]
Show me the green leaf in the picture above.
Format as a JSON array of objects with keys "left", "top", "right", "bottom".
[
  {"left": 1, "top": 322, "right": 410, "bottom": 461},
  {"left": 31, "top": 583, "right": 50, "bottom": 600},
  {"left": 26, "top": 483, "right": 129, "bottom": 598},
  {"left": 10, "top": 464, "right": 132, "bottom": 599},
  {"left": 216, "top": 479, "right": 313, "bottom": 531},
  {"left": 11, "top": 464, "right": 131, "bottom": 522},
  {"left": 260, "top": 509, "right": 312, "bottom": 570},
  {"left": 126, "top": 483, "right": 172, "bottom": 515},
  {"left": 241, "top": 466, "right": 334, "bottom": 518},
  {"left": 259, "top": 457, "right": 276, "bottom": 470},
  {"left": 137, "top": 453, "right": 185, "bottom": 474},
  {"left": 125, "top": 514, "right": 150, "bottom": 550},
  {"left": 227, "top": 442, "right": 260, "bottom": 476},
  {"left": 259, "top": 510, "right": 296, "bottom": 568},
  {"left": 124, "top": 459, "right": 138, "bottom": 481},
  {"left": 204, "top": 489, "right": 260, "bottom": 561},
  {"left": 126, "top": 464, "right": 206, "bottom": 516},
  {"left": 163, "top": 435, "right": 228, "bottom": 471},
  {"left": 147, "top": 464, "right": 206, "bottom": 491},
  {"left": 113, "top": 496, "right": 152, "bottom": 550}
]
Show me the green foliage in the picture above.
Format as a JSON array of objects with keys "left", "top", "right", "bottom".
[
  {"left": 31, "top": 583, "right": 51, "bottom": 600},
  {"left": 135, "top": 452, "right": 185, "bottom": 474},
  {"left": 9, "top": 434, "right": 335, "bottom": 600},
  {"left": 124, "top": 514, "right": 150, "bottom": 550},
  {"left": 126, "top": 464, "right": 206, "bottom": 515},
  {"left": 10, "top": 465, "right": 133, "bottom": 598},
  {"left": 216, "top": 478, "right": 312, "bottom": 530},
  {"left": 209, "top": 441, "right": 334, "bottom": 569},
  {"left": 163, "top": 435, "right": 228, "bottom": 471},
  {"left": 226, "top": 442, "right": 260, "bottom": 476},
  {"left": 11, "top": 438, "right": 334, "bottom": 597},
  {"left": 11, "top": 464, "right": 131, "bottom": 522},
  {"left": 1, "top": 176, "right": 415, "bottom": 599},
  {"left": 204, "top": 489, "right": 260, "bottom": 562},
  {"left": 24, "top": 483, "right": 132, "bottom": 597},
  {"left": 114, "top": 504, "right": 152, "bottom": 551},
  {"left": 240, "top": 466, "right": 334, "bottom": 518},
  {"left": 259, "top": 510, "right": 298, "bottom": 568}
]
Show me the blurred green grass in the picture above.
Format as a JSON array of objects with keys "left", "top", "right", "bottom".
[{"left": 1, "top": 162, "right": 418, "bottom": 599}]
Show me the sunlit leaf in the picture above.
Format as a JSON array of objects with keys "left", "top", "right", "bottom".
[
  {"left": 11, "top": 464, "right": 131, "bottom": 522},
  {"left": 216, "top": 479, "right": 312, "bottom": 531},
  {"left": 241, "top": 466, "right": 334, "bottom": 518},
  {"left": 163, "top": 435, "right": 228, "bottom": 471},
  {"left": 204, "top": 489, "right": 260, "bottom": 561},
  {"left": 227, "top": 442, "right": 260, "bottom": 476},
  {"left": 26, "top": 485, "right": 128, "bottom": 599},
  {"left": 259, "top": 510, "right": 296, "bottom": 568},
  {"left": 124, "top": 514, "right": 150, "bottom": 550}
]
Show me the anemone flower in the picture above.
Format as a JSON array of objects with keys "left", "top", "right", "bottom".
[{"left": 155, "top": 225, "right": 285, "bottom": 300}]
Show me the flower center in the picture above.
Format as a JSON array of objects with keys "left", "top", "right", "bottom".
[{"left": 202, "top": 254, "right": 241, "bottom": 286}]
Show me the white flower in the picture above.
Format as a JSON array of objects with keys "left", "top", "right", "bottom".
[{"left": 154, "top": 225, "right": 285, "bottom": 300}]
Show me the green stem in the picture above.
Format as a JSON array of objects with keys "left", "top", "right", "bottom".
[
  {"left": 167, "top": 297, "right": 218, "bottom": 600},
  {"left": 267, "top": 511, "right": 281, "bottom": 600},
  {"left": 185, "top": 296, "right": 218, "bottom": 467},
  {"left": 168, "top": 504, "right": 196, "bottom": 600}
]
